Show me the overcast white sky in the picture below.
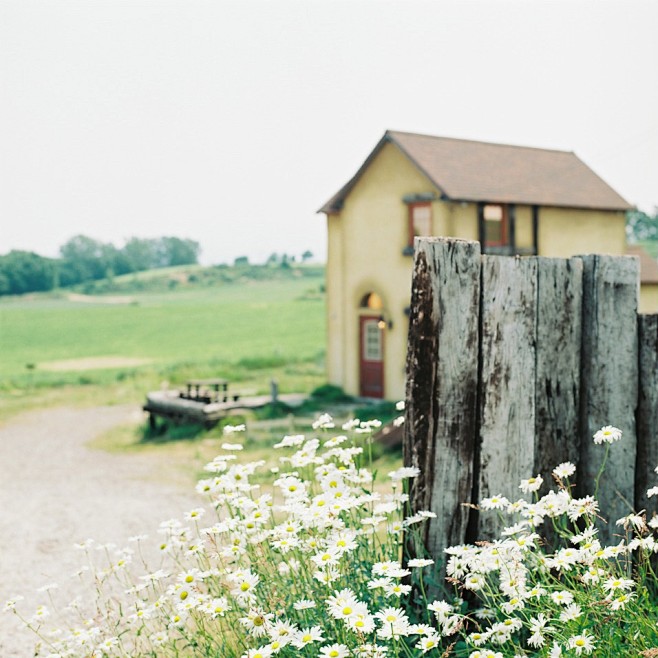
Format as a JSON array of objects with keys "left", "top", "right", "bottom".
[{"left": 1, "top": 0, "right": 656, "bottom": 265}]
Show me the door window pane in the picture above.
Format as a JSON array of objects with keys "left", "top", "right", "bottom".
[{"left": 364, "top": 321, "right": 382, "bottom": 361}]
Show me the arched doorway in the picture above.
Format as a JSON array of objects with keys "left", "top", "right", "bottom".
[{"left": 358, "top": 292, "right": 385, "bottom": 398}]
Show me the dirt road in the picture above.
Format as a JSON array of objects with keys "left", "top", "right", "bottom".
[{"left": 0, "top": 405, "right": 199, "bottom": 657}]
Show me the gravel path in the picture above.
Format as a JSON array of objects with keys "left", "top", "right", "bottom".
[{"left": 0, "top": 405, "right": 200, "bottom": 657}]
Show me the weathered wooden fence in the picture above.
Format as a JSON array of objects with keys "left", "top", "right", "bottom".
[{"left": 403, "top": 237, "right": 657, "bottom": 560}]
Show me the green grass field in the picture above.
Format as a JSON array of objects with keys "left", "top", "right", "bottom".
[{"left": 0, "top": 269, "right": 327, "bottom": 416}]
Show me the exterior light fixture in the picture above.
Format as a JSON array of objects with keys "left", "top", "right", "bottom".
[{"left": 377, "top": 315, "right": 393, "bottom": 330}]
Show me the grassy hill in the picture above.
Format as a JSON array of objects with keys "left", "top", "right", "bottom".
[
  {"left": 0, "top": 263, "right": 326, "bottom": 416},
  {"left": 69, "top": 261, "right": 324, "bottom": 294}
]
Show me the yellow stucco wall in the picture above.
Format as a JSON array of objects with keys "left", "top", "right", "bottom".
[
  {"left": 325, "top": 214, "right": 345, "bottom": 389},
  {"left": 537, "top": 207, "right": 626, "bottom": 257},
  {"left": 326, "top": 141, "right": 440, "bottom": 400},
  {"left": 515, "top": 206, "right": 533, "bottom": 250},
  {"left": 325, "top": 146, "right": 633, "bottom": 399},
  {"left": 444, "top": 202, "right": 479, "bottom": 241},
  {"left": 639, "top": 284, "right": 658, "bottom": 315}
]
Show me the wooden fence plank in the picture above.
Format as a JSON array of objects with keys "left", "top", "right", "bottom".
[
  {"left": 403, "top": 237, "right": 481, "bottom": 562},
  {"left": 534, "top": 257, "right": 583, "bottom": 485},
  {"left": 579, "top": 255, "right": 639, "bottom": 543},
  {"left": 637, "top": 314, "right": 658, "bottom": 516},
  {"left": 477, "top": 256, "right": 537, "bottom": 540}
]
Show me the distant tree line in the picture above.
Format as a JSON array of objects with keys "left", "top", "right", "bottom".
[{"left": 0, "top": 235, "right": 201, "bottom": 296}]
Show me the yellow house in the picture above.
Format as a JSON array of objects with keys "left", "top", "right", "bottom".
[{"left": 319, "top": 129, "right": 636, "bottom": 401}]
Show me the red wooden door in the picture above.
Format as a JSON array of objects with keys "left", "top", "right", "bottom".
[{"left": 359, "top": 316, "right": 384, "bottom": 398}]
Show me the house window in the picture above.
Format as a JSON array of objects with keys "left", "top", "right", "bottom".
[
  {"left": 360, "top": 292, "right": 384, "bottom": 311},
  {"left": 483, "top": 204, "right": 507, "bottom": 247},
  {"left": 408, "top": 202, "right": 432, "bottom": 247}
]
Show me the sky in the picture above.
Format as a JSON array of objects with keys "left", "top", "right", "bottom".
[{"left": 1, "top": 0, "right": 657, "bottom": 265}]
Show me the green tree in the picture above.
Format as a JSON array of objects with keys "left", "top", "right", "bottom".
[
  {"left": 0, "top": 251, "right": 56, "bottom": 295},
  {"left": 122, "top": 237, "right": 156, "bottom": 272},
  {"left": 158, "top": 237, "right": 201, "bottom": 267},
  {"left": 626, "top": 208, "right": 658, "bottom": 243},
  {"left": 59, "top": 235, "right": 109, "bottom": 282}
]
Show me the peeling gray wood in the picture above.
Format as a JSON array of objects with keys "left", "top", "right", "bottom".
[
  {"left": 404, "top": 240, "right": 646, "bottom": 563},
  {"left": 637, "top": 314, "right": 658, "bottom": 516},
  {"left": 534, "top": 257, "right": 583, "bottom": 485},
  {"left": 477, "top": 256, "right": 537, "bottom": 540},
  {"left": 578, "top": 255, "right": 639, "bottom": 544},
  {"left": 403, "top": 237, "right": 481, "bottom": 565}
]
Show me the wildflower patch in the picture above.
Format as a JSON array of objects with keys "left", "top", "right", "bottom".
[{"left": 5, "top": 420, "right": 658, "bottom": 656}]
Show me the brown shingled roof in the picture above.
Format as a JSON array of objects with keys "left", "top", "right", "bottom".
[{"left": 320, "top": 130, "right": 632, "bottom": 213}]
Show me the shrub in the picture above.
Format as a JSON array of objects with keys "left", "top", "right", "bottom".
[{"left": 310, "top": 384, "right": 353, "bottom": 404}]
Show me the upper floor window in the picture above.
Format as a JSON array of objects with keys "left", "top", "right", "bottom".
[
  {"left": 408, "top": 202, "right": 432, "bottom": 247},
  {"left": 483, "top": 204, "right": 507, "bottom": 247}
]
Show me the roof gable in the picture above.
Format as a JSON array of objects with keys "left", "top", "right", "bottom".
[{"left": 320, "top": 130, "right": 632, "bottom": 213}]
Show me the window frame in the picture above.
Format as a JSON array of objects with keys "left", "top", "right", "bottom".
[
  {"left": 482, "top": 203, "right": 508, "bottom": 248},
  {"left": 407, "top": 201, "right": 433, "bottom": 248}
]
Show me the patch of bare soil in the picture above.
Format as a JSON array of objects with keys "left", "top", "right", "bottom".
[
  {"left": 0, "top": 406, "right": 199, "bottom": 657},
  {"left": 38, "top": 356, "right": 153, "bottom": 371},
  {"left": 67, "top": 293, "right": 135, "bottom": 305}
]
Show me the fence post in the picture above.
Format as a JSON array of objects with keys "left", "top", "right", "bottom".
[
  {"left": 403, "top": 237, "right": 481, "bottom": 565},
  {"left": 477, "top": 256, "right": 537, "bottom": 539},
  {"left": 637, "top": 315, "right": 658, "bottom": 515},
  {"left": 579, "top": 255, "right": 639, "bottom": 543},
  {"left": 534, "top": 257, "right": 583, "bottom": 484}
]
